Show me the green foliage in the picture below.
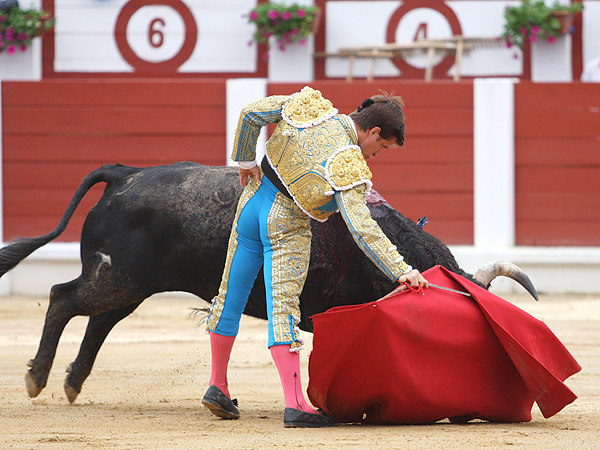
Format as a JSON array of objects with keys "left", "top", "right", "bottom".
[
  {"left": 247, "top": 1, "right": 320, "bottom": 55},
  {"left": 500, "top": 1, "right": 583, "bottom": 49},
  {"left": 0, "top": 6, "right": 55, "bottom": 55}
]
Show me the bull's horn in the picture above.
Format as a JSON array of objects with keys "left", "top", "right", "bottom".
[{"left": 473, "top": 261, "right": 539, "bottom": 301}]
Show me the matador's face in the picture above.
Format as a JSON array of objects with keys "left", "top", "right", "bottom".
[{"left": 359, "top": 127, "right": 399, "bottom": 160}]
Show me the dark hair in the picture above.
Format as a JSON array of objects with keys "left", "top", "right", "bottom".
[{"left": 349, "top": 91, "right": 405, "bottom": 147}]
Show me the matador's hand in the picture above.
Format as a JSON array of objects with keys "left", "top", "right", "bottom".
[
  {"left": 379, "top": 269, "right": 429, "bottom": 300},
  {"left": 239, "top": 165, "right": 262, "bottom": 187},
  {"left": 398, "top": 269, "right": 428, "bottom": 289}
]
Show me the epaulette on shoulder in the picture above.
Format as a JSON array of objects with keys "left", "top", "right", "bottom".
[
  {"left": 281, "top": 86, "right": 338, "bottom": 129},
  {"left": 325, "top": 146, "right": 373, "bottom": 191}
]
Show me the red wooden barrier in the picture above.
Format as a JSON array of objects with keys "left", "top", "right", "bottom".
[
  {"left": 514, "top": 82, "right": 600, "bottom": 246},
  {"left": 3, "top": 80, "right": 599, "bottom": 247},
  {"left": 2, "top": 80, "right": 227, "bottom": 242}
]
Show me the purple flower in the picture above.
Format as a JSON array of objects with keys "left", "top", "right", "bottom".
[
  {"left": 268, "top": 10, "right": 279, "bottom": 20},
  {"left": 17, "top": 32, "right": 27, "bottom": 41},
  {"left": 6, "top": 27, "right": 15, "bottom": 38},
  {"left": 300, "top": 39, "right": 307, "bottom": 46},
  {"left": 529, "top": 35, "right": 538, "bottom": 43},
  {"left": 513, "top": 51, "right": 519, "bottom": 59},
  {"left": 7, "top": 44, "right": 16, "bottom": 55},
  {"left": 531, "top": 26, "right": 540, "bottom": 35},
  {"left": 297, "top": 9, "right": 306, "bottom": 18},
  {"left": 249, "top": 11, "right": 258, "bottom": 21},
  {"left": 547, "top": 35, "right": 556, "bottom": 43},
  {"left": 0, "top": 14, "right": 6, "bottom": 22},
  {"left": 520, "top": 27, "right": 528, "bottom": 36},
  {"left": 282, "top": 11, "right": 292, "bottom": 20},
  {"left": 291, "top": 28, "right": 299, "bottom": 35},
  {"left": 20, "top": 44, "right": 27, "bottom": 52},
  {"left": 505, "top": 40, "right": 513, "bottom": 48}
]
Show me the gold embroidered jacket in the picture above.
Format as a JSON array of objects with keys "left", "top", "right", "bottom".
[{"left": 231, "top": 87, "right": 412, "bottom": 280}]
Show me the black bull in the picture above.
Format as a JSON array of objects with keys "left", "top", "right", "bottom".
[{"left": 0, "top": 162, "right": 537, "bottom": 403}]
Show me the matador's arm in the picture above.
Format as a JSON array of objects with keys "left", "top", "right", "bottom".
[
  {"left": 335, "top": 185, "right": 413, "bottom": 282},
  {"left": 231, "top": 95, "right": 289, "bottom": 165}
]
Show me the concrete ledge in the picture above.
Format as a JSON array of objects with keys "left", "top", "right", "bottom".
[
  {"left": 1, "top": 243, "right": 598, "bottom": 298},
  {"left": 452, "top": 245, "right": 600, "bottom": 296}
]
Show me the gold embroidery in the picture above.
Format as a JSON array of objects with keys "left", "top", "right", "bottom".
[
  {"left": 282, "top": 87, "right": 337, "bottom": 128},
  {"left": 231, "top": 95, "right": 288, "bottom": 163},
  {"left": 326, "top": 147, "right": 372, "bottom": 190},
  {"left": 267, "top": 194, "right": 311, "bottom": 348},
  {"left": 267, "top": 115, "right": 358, "bottom": 221}
]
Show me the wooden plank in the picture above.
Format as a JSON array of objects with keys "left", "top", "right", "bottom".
[
  {"left": 270, "top": 82, "right": 474, "bottom": 108},
  {"left": 515, "top": 109, "right": 600, "bottom": 138},
  {"left": 516, "top": 138, "right": 600, "bottom": 166},
  {"left": 515, "top": 83, "right": 600, "bottom": 139},
  {"left": 4, "top": 187, "right": 104, "bottom": 217},
  {"left": 4, "top": 162, "right": 120, "bottom": 188},
  {"left": 2, "top": 135, "right": 226, "bottom": 164},
  {"left": 516, "top": 167, "right": 600, "bottom": 192},
  {"left": 401, "top": 110, "right": 473, "bottom": 136},
  {"left": 3, "top": 107, "right": 225, "bottom": 135},
  {"left": 2, "top": 80, "right": 227, "bottom": 106},
  {"left": 419, "top": 220, "right": 473, "bottom": 245},
  {"left": 515, "top": 82, "right": 600, "bottom": 110},
  {"left": 381, "top": 192, "right": 473, "bottom": 220},
  {"left": 402, "top": 137, "right": 473, "bottom": 163},
  {"left": 516, "top": 192, "right": 600, "bottom": 221},
  {"left": 517, "top": 222, "right": 600, "bottom": 246},
  {"left": 371, "top": 163, "right": 473, "bottom": 191},
  {"left": 3, "top": 217, "right": 88, "bottom": 242}
]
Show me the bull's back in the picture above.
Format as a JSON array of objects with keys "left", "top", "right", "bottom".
[{"left": 79, "top": 163, "right": 243, "bottom": 298}]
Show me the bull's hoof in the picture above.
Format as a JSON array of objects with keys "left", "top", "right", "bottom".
[
  {"left": 64, "top": 377, "right": 80, "bottom": 404},
  {"left": 25, "top": 371, "right": 43, "bottom": 398}
]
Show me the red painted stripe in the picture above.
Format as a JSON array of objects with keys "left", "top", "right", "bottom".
[
  {"left": 2, "top": 135, "right": 225, "bottom": 164},
  {"left": 4, "top": 187, "right": 104, "bottom": 217},
  {"left": 516, "top": 167, "right": 600, "bottom": 193},
  {"left": 2, "top": 80, "right": 227, "bottom": 106},
  {"left": 517, "top": 223, "right": 600, "bottom": 246},
  {"left": 516, "top": 138, "right": 600, "bottom": 165},
  {"left": 4, "top": 217, "right": 89, "bottom": 242},
  {"left": 517, "top": 192, "right": 600, "bottom": 221},
  {"left": 4, "top": 107, "right": 225, "bottom": 135}
]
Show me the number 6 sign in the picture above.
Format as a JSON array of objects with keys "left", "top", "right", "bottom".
[{"left": 115, "top": 0, "right": 198, "bottom": 73}]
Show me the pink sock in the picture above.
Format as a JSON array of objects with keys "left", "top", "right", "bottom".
[
  {"left": 270, "top": 344, "right": 318, "bottom": 414},
  {"left": 209, "top": 332, "right": 236, "bottom": 399}
]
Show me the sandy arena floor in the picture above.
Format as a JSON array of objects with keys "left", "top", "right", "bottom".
[{"left": 1, "top": 292, "right": 599, "bottom": 449}]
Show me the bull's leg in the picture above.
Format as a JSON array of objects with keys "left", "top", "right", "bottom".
[
  {"left": 64, "top": 301, "right": 143, "bottom": 403},
  {"left": 25, "top": 280, "right": 81, "bottom": 398}
]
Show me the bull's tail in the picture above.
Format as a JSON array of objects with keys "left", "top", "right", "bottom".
[{"left": 0, "top": 164, "right": 133, "bottom": 278}]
